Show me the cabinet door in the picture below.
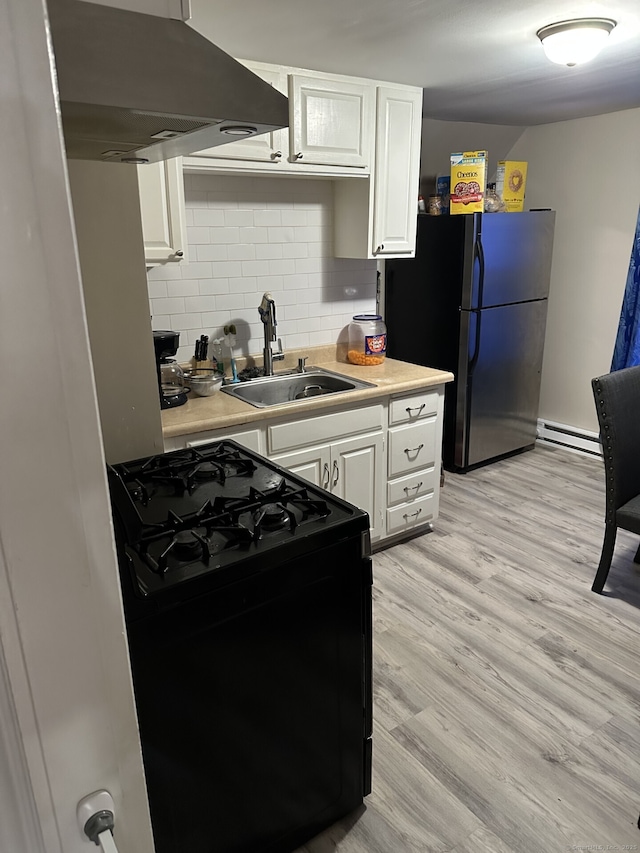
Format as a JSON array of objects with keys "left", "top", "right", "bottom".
[
  {"left": 289, "top": 75, "right": 374, "bottom": 168},
  {"left": 271, "top": 444, "right": 332, "bottom": 490},
  {"left": 137, "top": 158, "right": 187, "bottom": 265},
  {"left": 191, "top": 64, "right": 287, "bottom": 163},
  {"left": 372, "top": 86, "right": 422, "bottom": 257},
  {"left": 331, "top": 432, "right": 385, "bottom": 541}
]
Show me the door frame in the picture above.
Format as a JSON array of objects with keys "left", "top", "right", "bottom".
[{"left": 0, "top": 1, "right": 153, "bottom": 850}]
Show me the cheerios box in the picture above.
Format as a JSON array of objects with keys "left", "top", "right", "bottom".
[
  {"left": 496, "top": 160, "right": 528, "bottom": 212},
  {"left": 450, "top": 150, "right": 487, "bottom": 215}
]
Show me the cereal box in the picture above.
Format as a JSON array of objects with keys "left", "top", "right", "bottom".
[
  {"left": 450, "top": 151, "right": 487, "bottom": 215},
  {"left": 496, "top": 160, "right": 528, "bottom": 212}
]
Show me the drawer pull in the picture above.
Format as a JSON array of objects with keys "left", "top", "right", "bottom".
[
  {"left": 332, "top": 459, "right": 339, "bottom": 487},
  {"left": 405, "top": 403, "right": 426, "bottom": 416},
  {"left": 404, "top": 444, "right": 424, "bottom": 456},
  {"left": 403, "top": 482, "right": 423, "bottom": 495},
  {"left": 403, "top": 508, "right": 423, "bottom": 522}
]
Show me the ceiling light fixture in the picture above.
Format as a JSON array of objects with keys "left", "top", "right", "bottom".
[{"left": 536, "top": 18, "right": 616, "bottom": 66}]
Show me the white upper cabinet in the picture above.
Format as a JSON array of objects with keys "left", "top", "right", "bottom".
[
  {"left": 372, "top": 86, "right": 423, "bottom": 257},
  {"left": 334, "top": 83, "right": 423, "bottom": 260},
  {"left": 137, "top": 158, "right": 187, "bottom": 265},
  {"left": 190, "top": 63, "right": 288, "bottom": 163},
  {"left": 288, "top": 75, "right": 374, "bottom": 168}
]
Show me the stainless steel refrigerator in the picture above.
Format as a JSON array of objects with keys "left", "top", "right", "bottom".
[{"left": 385, "top": 210, "right": 556, "bottom": 472}]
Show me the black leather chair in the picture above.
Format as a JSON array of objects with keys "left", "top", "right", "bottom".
[{"left": 591, "top": 365, "right": 640, "bottom": 593}]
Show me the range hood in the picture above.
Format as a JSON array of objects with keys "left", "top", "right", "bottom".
[{"left": 46, "top": 0, "right": 289, "bottom": 163}]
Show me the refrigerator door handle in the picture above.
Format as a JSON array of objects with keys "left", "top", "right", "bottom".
[
  {"left": 468, "top": 233, "right": 485, "bottom": 376},
  {"left": 468, "top": 309, "right": 482, "bottom": 375}
]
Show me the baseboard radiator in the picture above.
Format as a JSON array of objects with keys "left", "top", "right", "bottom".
[{"left": 536, "top": 419, "right": 602, "bottom": 458}]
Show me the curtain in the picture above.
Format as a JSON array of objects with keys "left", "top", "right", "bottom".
[{"left": 611, "top": 205, "right": 640, "bottom": 371}]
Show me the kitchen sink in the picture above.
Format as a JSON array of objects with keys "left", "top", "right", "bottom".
[{"left": 221, "top": 367, "right": 375, "bottom": 408}]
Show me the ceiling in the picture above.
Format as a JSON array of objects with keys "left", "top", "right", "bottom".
[{"left": 189, "top": 0, "right": 640, "bottom": 126}]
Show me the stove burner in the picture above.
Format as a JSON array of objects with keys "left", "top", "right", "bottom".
[
  {"left": 260, "top": 503, "right": 288, "bottom": 529},
  {"left": 172, "top": 529, "right": 205, "bottom": 558}
]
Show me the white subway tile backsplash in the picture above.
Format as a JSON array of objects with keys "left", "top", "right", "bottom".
[
  {"left": 224, "top": 209, "right": 254, "bottom": 227},
  {"left": 241, "top": 260, "right": 271, "bottom": 278},
  {"left": 253, "top": 209, "right": 282, "bottom": 227},
  {"left": 199, "top": 278, "right": 229, "bottom": 295},
  {"left": 152, "top": 296, "right": 185, "bottom": 315},
  {"left": 196, "top": 244, "right": 229, "bottom": 262},
  {"left": 148, "top": 280, "right": 168, "bottom": 299},
  {"left": 167, "top": 279, "right": 200, "bottom": 298},
  {"left": 209, "top": 227, "right": 240, "bottom": 244},
  {"left": 255, "top": 243, "right": 284, "bottom": 260},
  {"left": 212, "top": 261, "right": 243, "bottom": 279},
  {"left": 228, "top": 244, "right": 256, "bottom": 261},
  {"left": 282, "top": 243, "right": 308, "bottom": 259},
  {"left": 170, "top": 312, "right": 203, "bottom": 330},
  {"left": 267, "top": 226, "right": 295, "bottom": 243},
  {"left": 187, "top": 226, "right": 211, "bottom": 244},
  {"left": 281, "top": 210, "right": 307, "bottom": 227},
  {"left": 184, "top": 295, "right": 218, "bottom": 313},
  {"left": 146, "top": 173, "right": 376, "bottom": 357},
  {"left": 283, "top": 304, "right": 309, "bottom": 321},
  {"left": 268, "top": 258, "right": 296, "bottom": 276},
  {"left": 240, "top": 227, "right": 269, "bottom": 244},
  {"left": 180, "top": 261, "right": 212, "bottom": 279},
  {"left": 215, "top": 293, "right": 247, "bottom": 311}
]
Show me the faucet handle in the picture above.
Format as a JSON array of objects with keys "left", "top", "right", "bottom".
[
  {"left": 297, "top": 356, "right": 308, "bottom": 373},
  {"left": 272, "top": 338, "right": 285, "bottom": 362}
]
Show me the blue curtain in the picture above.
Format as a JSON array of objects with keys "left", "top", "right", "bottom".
[{"left": 611, "top": 205, "right": 640, "bottom": 371}]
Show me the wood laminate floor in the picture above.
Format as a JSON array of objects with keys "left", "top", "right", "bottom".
[{"left": 297, "top": 444, "right": 640, "bottom": 853}]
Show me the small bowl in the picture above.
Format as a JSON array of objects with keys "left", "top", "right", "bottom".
[{"left": 184, "top": 369, "right": 223, "bottom": 397}]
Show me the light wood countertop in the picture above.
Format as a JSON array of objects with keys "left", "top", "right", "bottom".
[{"left": 161, "top": 345, "right": 454, "bottom": 439}]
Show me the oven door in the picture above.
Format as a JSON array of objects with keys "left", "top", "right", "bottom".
[{"left": 126, "top": 535, "right": 372, "bottom": 853}]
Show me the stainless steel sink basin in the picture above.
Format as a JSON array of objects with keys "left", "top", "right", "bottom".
[{"left": 221, "top": 367, "right": 375, "bottom": 408}]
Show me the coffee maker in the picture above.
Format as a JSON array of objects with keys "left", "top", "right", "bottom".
[{"left": 153, "top": 330, "right": 187, "bottom": 409}]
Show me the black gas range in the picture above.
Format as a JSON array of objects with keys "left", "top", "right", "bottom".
[{"left": 108, "top": 440, "right": 373, "bottom": 853}]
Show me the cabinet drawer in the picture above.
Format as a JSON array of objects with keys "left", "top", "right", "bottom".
[
  {"left": 184, "top": 428, "right": 263, "bottom": 454},
  {"left": 268, "top": 405, "right": 383, "bottom": 455},
  {"left": 386, "top": 493, "right": 434, "bottom": 535},
  {"left": 389, "top": 389, "right": 439, "bottom": 426},
  {"left": 388, "top": 420, "right": 436, "bottom": 477},
  {"left": 387, "top": 467, "right": 436, "bottom": 507}
]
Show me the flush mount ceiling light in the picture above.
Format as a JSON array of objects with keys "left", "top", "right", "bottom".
[{"left": 536, "top": 18, "right": 616, "bottom": 66}]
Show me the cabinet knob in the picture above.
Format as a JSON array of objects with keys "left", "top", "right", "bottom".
[
  {"left": 272, "top": 151, "right": 282, "bottom": 159},
  {"left": 375, "top": 244, "right": 384, "bottom": 254},
  {"left": 294, "top": 152, "right": 304, "bottom": 160},
  {"left": 174, "top": 250, "right": 184, "bottom": 257}
]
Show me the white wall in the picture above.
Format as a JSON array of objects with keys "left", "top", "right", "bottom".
[
  {"left": 420, "top": 118, "right": 526, "bottom": 194},
  {"left": 147, "top": 173, "right": 377, "bottom": 364},
  {"left": 506, "top": 107, "right": 640, "bottom": 433}
]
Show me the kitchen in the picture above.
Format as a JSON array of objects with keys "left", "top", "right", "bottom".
[{"left": 2, "top": 1, "right": 640, "bottom": 852}]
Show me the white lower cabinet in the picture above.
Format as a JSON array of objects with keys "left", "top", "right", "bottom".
[
  {"left": 385, "top": 388, "right": 444, "bottom": 539},
  {"left": 162, "top": 383, "right": 446, "bottom": 544},
  {"left": 272, "top": 431, "right": 385, "bottom": 542},
  {"left": 163, "top": 425, "right": 264, "bottom": 454}
]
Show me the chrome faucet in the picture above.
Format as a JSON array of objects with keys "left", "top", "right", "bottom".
[{"left": 258, "top": 292, "right": 284, "bottom": 375}]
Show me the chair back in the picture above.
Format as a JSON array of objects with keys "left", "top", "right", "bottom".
[{"left": 592, "top": 365, "right": 640, "bottom": 523}]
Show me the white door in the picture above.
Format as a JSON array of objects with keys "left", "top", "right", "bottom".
[
  {"left": 372, "top": 86, "right": 423, "bottom": 257},
  {"left": 1, "top": 3, "right": 154, "bottom": 852},
  {"left": 289, "top": 74, "right": 374, "bottom": 168},
  {"left": 331, "top": 433, "right": 385, "bottom": 541},
  {"left": 271, "top": 443, "right": 332, "bottom": 490}
]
